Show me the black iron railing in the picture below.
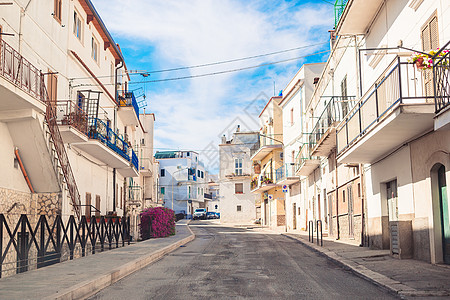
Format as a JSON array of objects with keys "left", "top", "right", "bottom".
[
  {"left": 434, "top": 41, "right": 450, "bottom": 113},
  {"left": 337, "top": 57, "right": 433, "bottom": 155},
  {"left": 0, "top": 214, "right": 130, "bottom": 278},
  {"left": 309, "top": 96, "right": 356, "bottom": 154}
]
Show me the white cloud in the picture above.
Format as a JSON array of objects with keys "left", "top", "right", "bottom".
[{"left": 91, "top": 0, "right": 333, "bottom": 172}]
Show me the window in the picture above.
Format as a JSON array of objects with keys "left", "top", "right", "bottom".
[
  {"left": 290, "top": 107, "right": 294, "bottom": 126},
  {"left": 160, "top": 169, "right": 165, "bottom": 177},
  {"left": 73, "top": 11, "right": 82, "bottom": 41},
  {"left": 54, "top": 0, "right": 62, "bottom": 23},
  {"left": 422, "top": 13, "right": 439, "bottom": 96},
  {"left": 201, "top": 171, "right": 204, "bottom": 178},
  {"left": 342, "top": 190, "right": 346, "bottom": 203},
  {"left": 235, "top": 158, "right": 243, "bottom": 175},
  {"left": 187, "top": 152, "right": 190, "bottom": 156},
  {"left": 188, "top": 186, "right": 191, "bottom": 199},
  {"left": 161, "top": 187, "right": 165, "bottom": 195},
  {"left": 198, "top": 170, "right": 201, "bottom": 177},
  {"left": 235, "top": 183, "right": 243, "bottom": 194},
  {"left": 91, "top": 36, "right": 99, "bottom": 63},
  {"left": 298, "top": 207, "right": 301, "bottom": 215},
  {"left": 237, "top": 205, "right": 242, "bottom": 212},
  {"left": 357, "top": 183, "right": 361, "bottom": 198}
]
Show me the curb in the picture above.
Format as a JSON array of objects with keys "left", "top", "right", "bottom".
[
  {"left": 46, "top": 224, "right": 195, "bottom": 300},
  {"left": 282, "top": 233, "right": 450, "bottom": 298}
]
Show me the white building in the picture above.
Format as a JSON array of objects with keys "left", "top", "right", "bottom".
[
  {"left": 220, "top": 128, "right": 259, "bottom": 224},
  {"left": 206, "top": 174, "right": 220, "bottom": 213},
  {"left": 277, "top": 63, "right": 324, "bottom": 231},
  {"left": 0, "top": 0, "right": 147, "bottom": 223},
  {"left": 156, "top": 151, "right": 207, "bottom": 218},
  {"left": 329, "top": 0, "right": 450, "bottom": 263}
]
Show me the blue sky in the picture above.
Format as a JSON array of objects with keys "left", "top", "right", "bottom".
[{"left": 91, "top": 0, "right": 334, "bottom": 173}]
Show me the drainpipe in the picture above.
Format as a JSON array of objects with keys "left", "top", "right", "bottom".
[
  {"left": 360, "top": 163, "right": 368, "bottom": 247},
  {"left": 335, "top": 151, "right": 340, "bottom": 240},
  {"left": 113, "top": 169, "right": 116, "bottom": 212},
  {"left": 113, "top": 59, "right": 123, "bottom": 214}
]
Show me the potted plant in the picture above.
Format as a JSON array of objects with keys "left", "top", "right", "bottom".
[{"left": 408, "top": 49, "right": 449, "bottom": 70}]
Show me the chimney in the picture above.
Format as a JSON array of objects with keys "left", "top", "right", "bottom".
[
  {"left": 236, "top": 125, "right": 240, "bottom": 132},
  {"left": 221, "top": 134, "right": 226, "bottom": 144}
]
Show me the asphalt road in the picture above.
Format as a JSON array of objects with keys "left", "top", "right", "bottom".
[{"left": 89, "top": 221, "right": 398, "bottom": 300}]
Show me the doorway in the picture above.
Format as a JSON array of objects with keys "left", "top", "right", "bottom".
[
  {"left": 438, "top": 165, "right": 450, "bottom": 264},
  {"left": 347, "top": 184, "right": 354, "bottom": 239},
  {"left": 387, "top": 180, "right": 399, "bottom": 254}
]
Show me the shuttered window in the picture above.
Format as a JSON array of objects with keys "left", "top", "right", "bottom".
[
  {"left": 54, "top": 0, "right": 62, "bottom": 23},
  {"left": 421, "top": 13, "right": 439, "bottom": 97}
]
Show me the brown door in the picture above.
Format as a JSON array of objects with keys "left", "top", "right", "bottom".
[
  {"left": 95, "top": 195, "right": 101, "bottom": 217},
  {"left": 85, "top": 193, "right": 91, "bottom": 218},
  {"left": 293, "top": 203, "right": 297, "bottom": 230}
]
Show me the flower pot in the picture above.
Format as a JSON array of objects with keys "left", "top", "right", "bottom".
[{"left": 415, "top": 57, "right": 425, "bottom": 69}]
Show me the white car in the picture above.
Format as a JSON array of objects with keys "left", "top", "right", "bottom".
[{"left": 193, "top": 208, "right": 207, "bottom": 220}]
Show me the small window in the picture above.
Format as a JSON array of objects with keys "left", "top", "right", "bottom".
[
  {"left": 237, "top": 205, "right": 242, "bottom": 212},
  {"left": 342, "top": 190, "right": 346, "bottom": 203},
  {"left": 235, "top": 158, "right": 243, "bottom": 176},
  {"left": 357, "top": 183, "right": 361, "bottom": 198},
  {"left": 54, "top": 0, "right": 62, "bottom": 23},
  {"left": 91, "top": 36, "right": 99, "bottom": 63},
  {"left": 73, "top": 11, "right": 82, "bottom": 41},
  {"left": 298, "top": 207, "right": 301, "bottom": 215},
  {"left": 198, "top": 170, "right": 200, "bottom": 177},
  {"left": 161, "top": 187, "right": 165, "bottom": 195},
  {"left": 235, "top": 183, "right": 243, "bottom": 194},
  {"left": 160, "top": 169, "right": 165, "bottom": 177},
  {"left": 187, "top": 152, "right": 190, "bottom": 156}
]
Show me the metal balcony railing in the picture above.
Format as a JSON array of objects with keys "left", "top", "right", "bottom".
[
  {"left": 56, "top": 101, "right": 88, "bottom": 133},
  {"left": 309, "top": 96, "right": 356, "bottom": 153},
  {"left": 337, "top": 57, "right": 433, "bottom": 155},
  {"left": 87, "top": 118, "right": 139, "bottom": 170},
  {"left": 0, "top": 39, "right": 45, "bottom": 101},
  {"left": 275, "top": 163, "right": 296, "bottom": 182},
  {"left": 434, "top": 42, "right": 450, "bottom": 113},
  {"left": 334, "top": 0, "right": 349, "bottom": 28},
  {"left": 118, "top": 91, "right": 139, "bottom": 120},
  {"left": 260, "top": 133, "right": 283, "bottom": 147},
  {"left": 0, "top": 39, "right": 81, "bottom": 218},
  {"left": 295, "top": 144, "right": 319, "bottom": 173}
]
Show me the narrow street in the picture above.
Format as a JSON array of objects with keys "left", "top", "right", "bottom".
[{"left": 89, "top": 221, "right": 398, "bottom": 299}]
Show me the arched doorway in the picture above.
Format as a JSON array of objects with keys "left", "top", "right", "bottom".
[{"left": 438, "top": 165, "right": 450, "bottom": 264}]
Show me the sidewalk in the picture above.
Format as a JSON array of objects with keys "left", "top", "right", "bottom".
[
  {"left": 282, "top": 230, "right": 450, "bottom": 298},
  {"left": 0, "top": 220, "right": 194, "bottom": 300}
]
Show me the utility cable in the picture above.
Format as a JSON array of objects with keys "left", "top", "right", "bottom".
[{"left": 70, "top": 41, "right": 328, "bottom": 80}]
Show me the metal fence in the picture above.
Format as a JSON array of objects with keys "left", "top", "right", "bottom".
[
  {"left": 0, "top": 214, "right": 130, "bottom": 278},
  {"left": 434, "top": 42, "right": 450, "bottom": 113}
]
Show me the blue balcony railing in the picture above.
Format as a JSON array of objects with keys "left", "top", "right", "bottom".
[
  {"left": 118, "top": 91, "right": 139, "bottom": 120},
  {"left": 131, "top": 149, "right": 139, "bottom": 171},
  {"left": 88, "top": 118, "right": 130, "bottom": 161}
]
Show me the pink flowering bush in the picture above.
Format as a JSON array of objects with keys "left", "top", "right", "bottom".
[{"left": 140, "top": 207, "right": 176, "bottom": 240}]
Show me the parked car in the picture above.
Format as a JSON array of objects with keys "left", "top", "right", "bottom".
[
  {"left": 193, "top": 208, "right": 207, "bottom": 220},
  {"left": 206, "top": 212, "right": 216, "bottom": 219}
]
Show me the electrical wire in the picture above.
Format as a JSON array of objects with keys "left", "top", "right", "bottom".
[
  {"left": 75, "top": 50, "right": 331, "bottom": 87},
  {"left": 69, "top": 41, "right": 329, "bottom": 80}
]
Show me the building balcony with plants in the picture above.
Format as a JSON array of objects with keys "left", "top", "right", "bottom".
[
  {"left": 251, "top": 170, "right": 277, "bottom": 193},
  {"left": 117, "top": 91, "right": 140, "bottom": 127}
]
